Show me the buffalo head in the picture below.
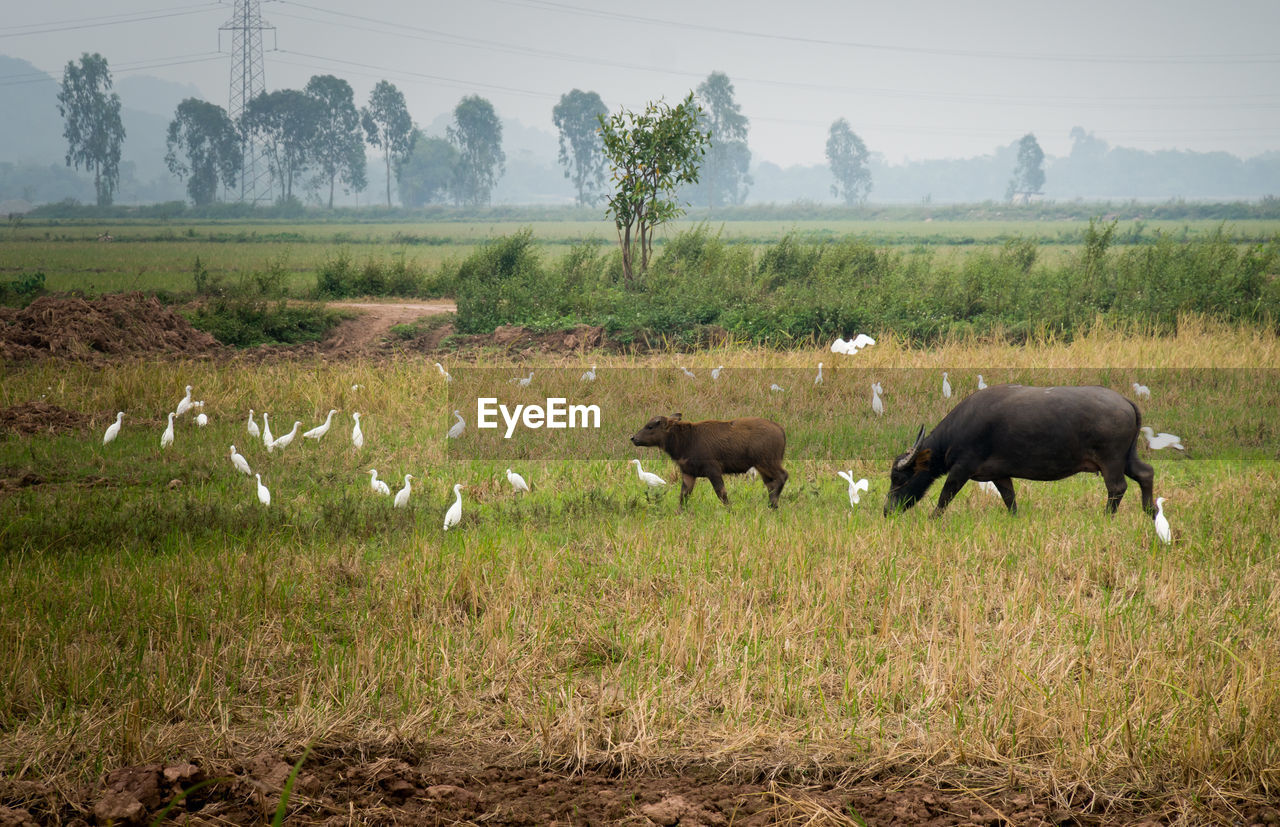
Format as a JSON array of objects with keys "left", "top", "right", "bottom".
[
  {"left": 630, "top": 413, "right": 682, "bottom": 447},
  {"left": 884, "top": 425, "right": 934, "bottom": 515}
]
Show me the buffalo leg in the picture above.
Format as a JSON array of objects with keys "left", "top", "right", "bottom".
[
  {"left": 1101, "top": 464, "right": 1128, "bottom": 514},
  {"left": 757, "top": 465, "right": 787, "bottom": 509},
  {"left": 932, "top": 469, "right": 971, "bottom": 516},
  {"left": 707, "top": 471, "right": 731, "bottom": 506},
  {"left": 679, "top": 473, "right": 697, "bottom": 509},
  {"left": 993, "top": 477, "right": 1018, "bottom": 513},
  {"left": 1125, "top": 446, "right": 1156, "bottom": 517}
]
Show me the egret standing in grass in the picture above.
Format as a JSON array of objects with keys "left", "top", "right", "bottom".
[
  {"left": 448, "top": 410, "right": 465, "bottom": 440},
  {"left": 262, "top": 412, "right": 274, "bottom": 451},
  {"left": 103, "top": 411, "right": 124, "bottom": 445},
  {"left": 368, "top": 468, "right": 391, "bottom": 496},
  {"left": 443, "top": 483, "right": 465, "bottom": 531},
  {"left": 175, "top": 385, "right": 194, "bottom": 417},
  {"left": 160, "top": 412, "right": 175, "bottom": 449},
  {"left": 1154, "top": 497, "right": 1171, "bottom": 544},
  {"left": 712, "top": 365, "right": 724, "bottom": 381},
  {"left": 1141, "top": 426, "right": 1185, "bottom": 451},
  {"left": 303, "top": 409, "right": 337, "bottom": 440},
  {"left": 770, "top": 383, "right": 785, "bottom": 393},
  {"left": 506, "top": 467, "right": 530, "bottom": 493},
  {"left": 942, "top": 372, "right": 952, "bottom": 399},
  {"left": 580, "top": 364, "right": 597, "bottom": 382},
  {"left": 351, "top": 412, "right": 364, "bottom": 449},
  {"left": 871, "top": 382, "right": 884, "bottom": 416},
  {"left": 513, "top": 371, "right": 533, "bottom": 387},
  {"left": 836, "top": 470, "right": 869, "bottom": 507},
  {"left": 394, "top": 474, "right": 414, "bottom": 508},
  {"left": 977, "top": 374, "right": 987, "bottom": 390},
  {"left": 229, "top": 444, "right": 251, "bottom": 475},
  {"left": 247, "top": 409, "right": 260, "bottom": 439},
  {"left": 1132, "top": 382, "right": 1151, "bottom": 399},
  {"left": 814, "top": 362, "right": 824, "bottom": 385},
  {"left": 195, "top": 411, "right": 208, "bottom": 427},
  {"left": 255, "top": 473, "right": 270, "bottom": 506},
  {"left": 435, "top": 362, "right": 452, "bottom": 382},
  {"left": 630, "top": 459, "right": 667, "bottom": 491},
  {"left": 271, "top": 421, "right": 301, "bottom": 451},
  {"left": 679, "top": 366, "right": 696, "bottom": 380}
]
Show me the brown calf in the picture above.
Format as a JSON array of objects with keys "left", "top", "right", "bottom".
[{"left": 630, "top": 413, "right": 788, "bottom": 508}]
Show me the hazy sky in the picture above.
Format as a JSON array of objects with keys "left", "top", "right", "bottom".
[{"left": 4, "top": 0, "right": 1279, "bottom": 166}]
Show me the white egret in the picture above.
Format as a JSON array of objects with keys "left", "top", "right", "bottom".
[
  {"left": 247, "top": 409, "right": 260, "bottom": 439},
  {"left": 447, "top": 410, "right": 465, "bottom": 440},
  {"left": 871, "top": 382, "right": 884, "bottom": 416},
  {"left": 196, "top": 412, "right": 208, "bottom": 427},
  {"left": 443, "top": 483, "right": 465, "bottom": 531},
  {"left": 580, "top": 364, "right": 597, "bottom": 382},
  {"left": 942, "top": 372, "right": 952, "bottom": 399},
  {"left": 977, "top": 480, "right": 1001, "bottom": 497},
  {"left": 271, "top": 421, "right": 301, "bottom": 451},
  {"left": 630, "top": 459, "right": 667, "bottom": 489},
  {"left": 746, "top": 467, "right": 759, "bottom": 479},
  {"left": 229, "top": 444, "right": 251, "bottom": 475},
  {"left": 850, "top": 333, "right": 876, "bottom": 351},
  {"left": 679, "top": 366, "right": 696, "bottom": 379},
  {"left": 1132, "top": 382, "right": 1151, "bottom": 399},
  {"left": 255, "top": 473, "right": 270, "bottom": 506},
  {"left": 711, "top": 365, "right": 724, "bottom": 380},
  {"left": 836, "top": 470, "right": 870, "bottom": 507},
  {"left": 977, "top": 374, "right": 987, "bottom": 390},
  {"left": 814, "top": 362, "right": 824, "bottom": 385},
  {"left": 512, "top": 371, "right": 533, "bottom": 387},
  {"left": 262, "top": 412, "right": 274, "bottom": 451},
  {"left": 174, "top": 385, "right": 194, "bottom": 417},
  {"left": 351, "top": 412, "right": 364, "bottom": 448},
  {"left": 303, "top": 409, "right": 337, "bottom": 440},
  {"left": 102, "top": 411, "right": 124, "bottom": 445},
  {"left": 1140, "top": 426, "right": 1185, "bottom": 451},
  {"left": 435, "top": 362, "right": 452, "bottom": 382},
  {"left": 368, "top": 468, "right": 391, "bottom": 496},
  {"left": 830, "top": 337, "right": 850, "bottom": 354},
  {"left": 506, "top": 468, "right": 530, "bottom": 493},
  {"left": 394, "top": 474, "right": 414, "bottom": 508},
  {"left": 1154, "top": 497, "right": 1171, "bottom": 544},
  {"left": 770, "top": 383, "right": 785, "bottom": 393},
  {"left": 160, "top": 412, "right": 175, "bottom": 449}
]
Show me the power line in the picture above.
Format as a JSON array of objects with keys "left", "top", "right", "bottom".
[
  {"left": 0, "top": 52, "right": 226, "bottom": 88},
  {"left": 0, "top": 3, "right": 223, "bottom": 39}
]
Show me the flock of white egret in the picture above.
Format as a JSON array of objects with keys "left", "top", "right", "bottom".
[{"left": 100, "top": 356, "right": 1180, "bottom": 541}]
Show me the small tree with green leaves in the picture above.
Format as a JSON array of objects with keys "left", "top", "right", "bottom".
[
  {"left": 165, "top": 98, "right": 241, "bottom": 206},
  {"left": 447, "top": 95, "right": 505, "bottom": 206},
  {"left": 826, "top": 118, "right": 871, "bottom": 206},
  {"left": 56, "top": 52, "right": 125, "bottom": 206},
  {"left": 1006, "top": 132, "right": 1045, "bottom": 203},
  {"left": 598, "top": 93, "right": 709, "bottom": 286},
  {"left": 361, "top": 80, "right": 413, "bottom": 207}
]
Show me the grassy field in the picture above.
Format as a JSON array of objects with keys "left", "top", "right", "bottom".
[
  {"left": 5, "top": 216, "right": 1277, "bottom": 297},
  {"left": 2, "top": 319, "right": 1278, "bottom": 820}
]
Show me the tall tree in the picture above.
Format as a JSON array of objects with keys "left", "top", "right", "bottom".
[
  {"left": 305, "top": 74, "right": 366, "bottom": 208},
  {"left": 56, "top": 53, "right": 126, "bottom": 206},
  {"left": 395, "top": 130, "right": 458, "bottom": 207},
  {"left": 552, "top": 89, "right": 608, "bottom": 206},
  {"left": 695, "top": 72, "right": 751, "bottom": 208},
  {"left": 1007, "top": 132, "right": 1046, "bottom": 202},
  {"left": 361, "top": 80, "right": 414, "bottom": 207},
  {"left": 447, "top": 96, "right": 505, "bottom": 206},
  {"left": 598, "top": 93, "right": 709, "bottom": 286},
  {"left": 165, "top": 98, "right": 242, "bottom": 206},
  {"left": 826, "top": 118, "right": 871, "bottom": 205},
  {"left": 241, "top": 89, "right": 322, "bottom": 203}
]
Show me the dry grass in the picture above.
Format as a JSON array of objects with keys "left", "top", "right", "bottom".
[{"left": 1, "top": 320, "right": 1277, "bottom": 821}]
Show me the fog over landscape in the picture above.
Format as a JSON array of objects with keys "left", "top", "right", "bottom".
[{"left": 2, "top": 0, "right": 1279, "bottom": 205}]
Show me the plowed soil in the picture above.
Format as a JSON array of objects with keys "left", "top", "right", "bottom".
[{"left": 0, "top": 293, "right": 221, "bottom": 361}]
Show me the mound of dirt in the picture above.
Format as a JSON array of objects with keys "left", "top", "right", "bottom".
[
  {"left": 0, "top": 293, "right": 220, "bottom": 362},
  {"left": 0, "top": 402, "right": 95, "bottom": 436}
]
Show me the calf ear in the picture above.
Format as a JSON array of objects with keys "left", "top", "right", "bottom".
[{"left": 670, "top": 412, "right": 683, "bottom": 421}]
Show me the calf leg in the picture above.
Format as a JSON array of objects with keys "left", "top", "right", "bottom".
[
  {"left": 993, "top": 477, "right": 1018, "bottom": 513},
  {"left": 707, "top": 471, "right": 731, "bottom": 506},
  {"left": 1125, "top": 446, "right": 1156, "bottom": 517},
  {"left": 757, "top": 465, "right": 787, "bottom": 509},
  {"left": 679, "top": 473, "right": 697, "bottom": 509}
]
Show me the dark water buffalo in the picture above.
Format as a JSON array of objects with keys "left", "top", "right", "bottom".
[
  {"left": 884, "top": 385, "right": 1155, "bottom": 517},
  {"left": 630, "top": 413, "right": 788, "bottom": 508}
]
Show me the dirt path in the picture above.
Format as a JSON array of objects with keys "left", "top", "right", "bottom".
[{"left": 320, "top": 299, "right": 455, "bottom": 358}]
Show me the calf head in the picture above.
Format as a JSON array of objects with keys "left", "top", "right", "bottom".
[
  {"left": 630, "top": 413, "right": 682, "bottom": 447},
  {"left": 884, "top": 425, "right": 934, "bottom": 514}
]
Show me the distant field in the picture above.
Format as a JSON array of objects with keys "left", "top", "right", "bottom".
[{"left": 5, "top": 216, "right": 1277, "bottom": 296}]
